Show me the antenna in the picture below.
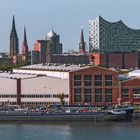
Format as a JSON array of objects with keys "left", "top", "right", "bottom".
[{"left": 51, "top": 22, "right": 53, "bottom": 31}]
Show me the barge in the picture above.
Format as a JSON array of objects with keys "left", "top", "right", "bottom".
[{"left": 0, "top": 107, "right": 134, "bottom": 122}]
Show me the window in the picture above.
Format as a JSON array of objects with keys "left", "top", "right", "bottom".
[
  {"left": 85, "top": 95, "right": 92, "bottom": 102},
  {"left": 105, "top": 75, "right": 112, "bottom": 86},
  {"left": 105, "top": 95, "right": 112, "bottom": 102},
  {"left": 74, "top": 88, "right": 81, "bottom": 94},
  {"left": 0, "top": 94, "right": 17, "bottom": 98},
  {"left": 95, "top": 88, "right": 102, "bottom": 95},
  {"left": 74, "top": 95, "right": 81, "bottom": 102},
  {"left": 84, "top": 88, "right": 92, "bottom": 94},
  {"left": 74, "top": 75, "right": 81, "bottom": 80},
  {"left": 95, "top": 75, "right": 102, "bottom": 80},
  {"left": 95, "top": 81, "right": 102, "bottom": 86},
  {"left": 105, "top": 81, "right": 112, "bottom": 86},
  {"left": 84, "top": 75, "right": 92, "bottom": 80},
  {"left": 84, "top": 88, "right": 92, "bottom": 102},
  {"left": 74, "top": 75, "right": 81, "bottom": 86},
  {"left": 133, "top": 88, "right": 140, "bottom": 99},
  {"left": 95, "top": 95, "right": 102, "bottom": 102},
  {"left": 105, "top": 75, "right": 112, "bottom": 80},
  {"left": 105, "top": 89, "right": 112, "bottom": 95},
  {"left": 121, "top": 89, "right": 129, "bottom": 97},
  {"left": 95, "top": 75, "right": 102, "bottom": 86},
  {"left": 133, "top": 88, "right": 140, "bottom": 94},
  {"left": 95, "top": 88, "right": 102, "bottom": 102},
  {"left": 84, "top": 75, "right": 92, "bottom": 86}
]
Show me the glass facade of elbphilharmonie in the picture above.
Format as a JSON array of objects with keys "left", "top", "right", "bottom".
[{"left": 89, "top": 16, "right": 140, "bottom": 53}]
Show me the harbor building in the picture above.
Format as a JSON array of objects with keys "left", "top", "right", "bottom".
[
  {"left": 1, "top": 64, "right": 140, "bottom": 106},
  {"left": 119, "top": 70, "right": 140, "bottom": 105},
  {"left": 92, "top": 52, "right": 140, "bottom": 69},
  {"left": 12, "top": 64, "right": 119, "bottom": 106},
  {"left": 51, "top": 54, "right": 89, "bottom": 65},
  {"left": 89, "top": 16, "right": 140, "bottom": 53},
  {"left": 0, "top": 71, "right": 69, "bottom": 106}
]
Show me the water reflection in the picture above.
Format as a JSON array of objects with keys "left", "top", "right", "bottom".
[{"left": 0, "top": 120, "right": 140, "bottom": 140}]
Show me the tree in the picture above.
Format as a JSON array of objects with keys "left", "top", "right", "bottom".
[{"left": 58, "top": 93, "right": 65, "bottom": 106}]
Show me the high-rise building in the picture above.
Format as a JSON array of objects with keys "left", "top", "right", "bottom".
[
  {"left": 34, "top": 40, "right": 47, "bottom": 63},
  {"left": 9, "top": 15, "right": 19, "bottom": 63},
  {"left": 89, "top": 16, "right": 140, "bottom": 53},
  {"left": 21, "top": 26, "right": 29, "bottom": 63},
  {"left": 46, "top": 30, "right": 62, "bottom": 54},
  {"left": 79, "top": 28, "right": 85, "bottom": 54}
]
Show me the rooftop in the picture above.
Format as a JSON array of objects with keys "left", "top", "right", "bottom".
[
  {"left": 0, "top": 72, "right": 37, "bottom": 79},
  {"left": 19, "top": 63, "right": 92, "bottom": 72}
]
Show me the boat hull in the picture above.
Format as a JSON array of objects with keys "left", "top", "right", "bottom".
[{"left": 0, "top": 112, "right": 127, "bottom": 122}]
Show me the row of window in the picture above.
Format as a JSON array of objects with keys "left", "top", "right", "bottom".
[
  {"left": 74, "top": 75, "right": 112, "bottom": 87},
  {"left": 121, "top": 88, "right": 140, "bottom": 98},
  {"left": 74, "top": 81, "right": 112, "bottom": 87},
  {"left": 74, "top": 75, "right": 112, "bottom": 81},
  {"left": 0, "top": 94, "right": 69, "bottom": 98},
  {"left": 133, "top": 95, "right": 140, "bottom": 99},
  {"left": 1, "top": 102, "right": 69, "bottom": 106},
  {"left": 74, "top": 88, "right": 112, "bottom": 95},
  {"left": 74, "top": 95, "right": 112, "bottom": 103}
]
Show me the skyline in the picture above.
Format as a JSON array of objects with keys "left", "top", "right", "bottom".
[{"left": 0, "top": 0, "right": 140, "bottom": 52}]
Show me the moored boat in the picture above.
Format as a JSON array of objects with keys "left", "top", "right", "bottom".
[{"left": 0, "top": 106, "right": 134, "bottom": 122}]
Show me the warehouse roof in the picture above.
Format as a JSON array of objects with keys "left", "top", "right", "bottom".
[
  {"left": 0, "top": 72, "right": 37, "bottom": 79},
  {"left": 19, "top": 63, "right": 92, "bottom": 72}
]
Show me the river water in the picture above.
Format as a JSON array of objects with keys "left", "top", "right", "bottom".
[{"left": 0, "top": 120, "right": 140, "bottom": 140}]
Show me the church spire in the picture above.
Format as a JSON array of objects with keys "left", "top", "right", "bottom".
[
  {"left": 12, "top": 15, "right": 16, "bottom": 31},
  {"left": 21, "top": 26, "right": 28, "bottom": 63},
  {"left": 9, "top": 14, "right": 19, "bottom": 61},
  {"left": 23, "top": 26, "right": 27, "bottom": 46},
  {"left": 79, "top": 27, "right": 85, "bottom": 54}
]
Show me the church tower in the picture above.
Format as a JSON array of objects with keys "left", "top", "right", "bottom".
[
  {"left": 79, "top": 28, "right": 85, "bottom": 54},
  {"left": 21, "top": 26, "right": 28, "bottom": 63},
  {"left": 9, "top": 15, "right": 19, "bottom": 63}
]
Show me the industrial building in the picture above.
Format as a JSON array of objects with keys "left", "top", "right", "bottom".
[
  {"left": 0, "top": 63, "right": 140, "bottom": 106},
  {"left": 0, "top": 71, "right": 69, "bottom": 106},
  {"left": 13, "top": 64, "right": 119, "bottom": 106},
  {"left": 92, "top": 52, "right": 140, "bottom": 69},
  {"left": 120, "top": 70, "right": 140, "bottom": 105}
]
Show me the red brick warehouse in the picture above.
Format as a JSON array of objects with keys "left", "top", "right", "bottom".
[
  {"left": 121, "top": 78, "right": 140, "bottom": 105},
  {"left": 69, "top": 66, "right": 119, "bottom": 106}
]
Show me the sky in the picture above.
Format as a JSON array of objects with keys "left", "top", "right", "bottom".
[{"left": 0, "top": 0, "right": 140, "bottom": 52}]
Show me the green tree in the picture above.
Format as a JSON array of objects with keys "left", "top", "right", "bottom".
[{"left": 58, "top": 93, "right": 65, "bottom": 106}]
